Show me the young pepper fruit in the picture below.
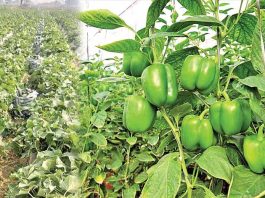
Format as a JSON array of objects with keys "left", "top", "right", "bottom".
[
  {"left": 243, "top": 124, "right": 265, "bottom": 173},
  {"left": 123, "top": 95, "right": 156, "bottom": 132},
  {"left": 181, "top": 110, "right": 215, "bottom": 150},
  {"left": 141, "top": 63, "right": 178, "bottom": 107},
  {"left": 122, "top": 51, "right": 150, "bottom": 77},
  {"left": 180, "top": 55, "right": 219, "bottom": 95},
  {"left": 209, "top": 99, "right": 251, "bottom": 135}
]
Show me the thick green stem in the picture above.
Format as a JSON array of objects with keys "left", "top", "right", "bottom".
[
  {"left": 222, "top": 91, "right": 230, "bottom": 101},
  {"left": 162, "top": 38, "right": 171, "bottom": 63},
  {"left": 215, "top": 0, "right": 222, "bottom": 95},
  {"left": 160, "top": 108, "right": 192, "bottom": 198},
  {"left": 257, "top": 124, "right": 264, "bottom": 141},
  {"left": 199, "top": 109, "right": 209, "bottom": 119}
]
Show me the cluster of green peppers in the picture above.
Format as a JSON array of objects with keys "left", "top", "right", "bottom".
[{"left": 122, "top": 52, "right": 262, "bottom": 173}]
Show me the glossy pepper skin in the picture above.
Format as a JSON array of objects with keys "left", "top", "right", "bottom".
[
  {"left": 123, "top": 95, "right": 156, "bottom": 132},
  {"left": 209, "top": 99, "right": 251, "bottom": 135},
  {"left": 180, "top": 55, "right": 219, "bottom": 94},
  {"left": 181, "top": 115, "right": 215, "bottom": 150},
  {"left": 123, "top": 51, "right": 150, "bottom": 77},
  {"left": 243, "top": 124, "right": 265, "bottom": 173},
  {"left": 141, "top": 63, "right": 178, "bottom": 107}
]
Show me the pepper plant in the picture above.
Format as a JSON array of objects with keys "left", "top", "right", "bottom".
[{"left": 79, "top": 0, "right": 265, "bottom": 197}]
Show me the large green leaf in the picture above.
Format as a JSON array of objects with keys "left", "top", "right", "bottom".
[
  {"left": 229, "top": 166, "right": 265, "bottom": 198},
  {"left": 249, "top": 96, "right": 265, "bottom": 123},
  {"left": 79, "top": 9, "right": 130, "bottom": 30},
  {"left": 97, "top": 39, "right": 141, "bottom": 53},
  {"left": 167, "top": 15, "right": 223, "bottom": 32},
  {"left": 177, "top": 0, "right": 206, "bottom": 15},
  {"left": 196, "top": 146, "right": 233, "bottom": 183},
  {"left": 233, "top": 61, "right": 258, "bottom": 79},
  {"left": 239, "top": 75, "right": 265, "bottom": 92},
  {"left": 165, "top": 47, "right": 199, "bottom": 78},
  {"left": 251, "top": 10, "right": 265, "bottom": 73},
  {"left": 224, "top": 14, "right": 257, "bottom": 45},
  {"left": 146, "top": 0, "right": 171, "bottom": 29},
  {"left": 141, "top": 153, "right": 181, "bottom": 198}
]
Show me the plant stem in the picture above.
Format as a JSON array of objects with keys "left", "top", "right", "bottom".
[
  {"left": 160, "top": 108, "right": 192, "bottom": 198},
  {"left": 162, "top": 38, "right": 171, "bottom": 63},
  {"left": 223, "top": 67, "right": 234, "bottom": 93},
  {"left": 255, "top": 190, "right": 265, "bottom": 198},
  {"left": 215, "top": 0, "right": 222, "bottom": 95},
  {"left": 222, "top": 91, "right": 230, "bottom": 101},
  {"left": 199, "top": 108, "right": 209, "bottom": 119},
  {"left": 124, "top": 145, "right": 131, "bottom": 187},
  {"left": 257, "top": 124, "right": 264, "bottom": 141}
]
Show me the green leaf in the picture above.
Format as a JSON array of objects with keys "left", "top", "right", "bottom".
[
  {"left": 123, "top": 185, "right": 138, "bottom": 198},
  {"left": 177, "top": 0, "right": 206, "bottom": 15},
  {"left": 225, "top": 14, "right": 257, "bottom": 45},
  {"left": 146, "top": 0, "right": 171, "bottom": 29},
  {"left": 97, "top": 39, "right": 141, "bottom": 53},
  {"left": 196, "top": 146, "right": 233, "bottom": 183},
  {"left": 251, "top": 10, "right": 265, "bottom": 73},
  {"left": 90, "top": 133, "right": 107, "bottom": 147},
  {"left": 60, "top": 175, "right": 82, "bottom": 193},
  {"left": 90, "top": 110, "right": 107, "bottom": 128},
  {"left": 239, "top": 75, "right": 265, "bottom": 92},
  {"left": 229, "top": 165, "right": 265, "bottom": 197},
  {"left": 150, "top": 32, "right": 186, "bottom": 39},
  {"left": 170, "top": 103, "right": 193, "bottom": 122},
  {"left": 135, "top": 152, "right": 155, "bottom": 162},
  {"left": 233, "top": 61, "right": 258, "bottom": 79},
  {"left": 134, "top": 172, "right": 148, "bottom": 184},
  {"left": 249, "top": 97, "right": 265, "bottom": 122},
  {"left": 79, "top": 9, "right": 130, "bottom": 30},
  {"left": 141, "top": 153, "right": 181, "bottom": 198},
  {"left": 126, "top": 137, "right": 137, "bottom": 145},
  {"left": 165, "top": 47, "right": 199, "bottom": 78},
  {"left": 167, "top": 15, "right": 223, "bottom": 32}
]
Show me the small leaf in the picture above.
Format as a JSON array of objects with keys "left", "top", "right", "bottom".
[
  {"left": 126, "top": 137, "right": 137, "bottom": 145},
  {"left": 134, "top": 172, "right": 148, "bottom": 184},
  {"left": 229, "top": 165, "right": 265, "bottom": 197},
  {"left": 135, "top": 152, "right": 155, "bottom": 162},
  {"left": 97, "top": 39, "right": 141, "bottom": 53},
  {"left": 177, "top": 0, "right": 206, "bottom": 16},
  {"left": 170, "top": 103, "right": 193, "bottom": 122},
  {"left": 167, "top": 15, "right": 223, "bottom": 32},
  {"left": 146, "top": 0, "right": 171, "bottom": 29},
  {"left": 141, "top": 153, "right": 181, "bottom": 198},
  {"left": 90, "top": 133, "right": 107, "bottom": 147},
  {"left": 90, "top": 110, "right": 107, "bottom": 128},
  {"left": 79, "top": 9, "right": 130, "bottom": 30},
  {"left": 196, "top": 146, "right": 233, "bottom": 183}
]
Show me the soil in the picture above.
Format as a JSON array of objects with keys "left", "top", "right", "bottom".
[{"left": 0, "top": 149, "right": 27, "bottom": 198}]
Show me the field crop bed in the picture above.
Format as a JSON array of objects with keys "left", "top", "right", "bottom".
[{"left": 0, "top": 7, "right": 82, "bottom": 197}]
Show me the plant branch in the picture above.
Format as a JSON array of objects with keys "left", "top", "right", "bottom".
[{"left": 160, "top": 107, "right": 192, "bottom": 198}]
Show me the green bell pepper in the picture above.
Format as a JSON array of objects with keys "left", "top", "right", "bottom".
[
  {"left": 243, "top": 124, "right": 265, "bottom": 173},
  {"left": 123, "top": 51, "right": 150, "bottom": 77},
  {"left": 181, "top": 110, "right": 215, "bottom": 150},
  {"left": 141, "top": 63, "right": 178, "bottom": 107},
  {"left": 180, "top": 55, "right": 219, "bottom": 94},
  {"left": 123, "top": 95, "right": 156, "bottom": 132},
  {"left": 209, "top": 99, "right": 251, "bottom": 135}
]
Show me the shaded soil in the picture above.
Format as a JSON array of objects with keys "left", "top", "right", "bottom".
[{"left": 0, "top": 150, "right": 27, "bottom": 198}]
